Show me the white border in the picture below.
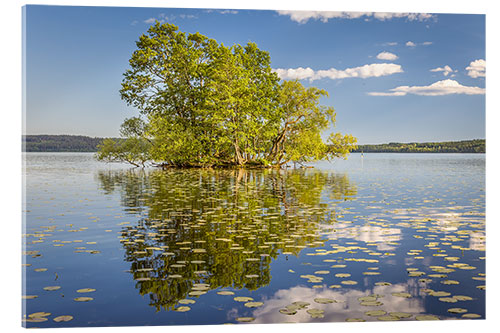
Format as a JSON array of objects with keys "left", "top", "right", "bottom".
[{"left": 3, "top": 1, "right": 497, "bottom": 333}]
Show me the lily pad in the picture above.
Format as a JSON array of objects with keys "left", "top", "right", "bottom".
[
  {"left": 76, "top": 288, "right": 96, "bottom": 293},
  {"left": 74, "top": 297, "right": 93, "bottom": 302},
  {"left": 43, "top": 286, "right": 61, "bottom": 291},
  {"left": 279, "top": 308, "right": 297, "bottom": 315},
  {"left": 179, "top": 299, "right": 196, "bottom": 305},
  {"left": 454, "top": 295, "right": 473, "bottom": 301},
  {"left": 314, "top": 298, "right": 336, "bottom": 304},
  {"left": 390, "top": 312, "right": 413, "bottom": 318},
  {"left": 415, "top": 315, "right": 439, "bottom": 321},
  {"left": 378, "top": 315, "right": 399, "bottom": 321},
  {"left": 217, "top": 291, "right": 235, "bottom": 296},
  {"left": 439, "top": 297, "right": 458, "bottom": 303},
  {"left": 306, "top": 308, "right": 324, "bottom": 318},
  {"left": 365, "top": 310, "right": 386, "bottom": 317},
  {"left": 346, "top": 318, "right": 365, "bottom": 322},
  {"left": 234, "top": 296, "right": 254, "bottom": 302},
  {"left": 341, "top": 280, "right": 357, "bottom": 285},
  {"left": 244, "top": 301, "right": 264, "bottom": 308},
  {"left": 462, "top": 313, "right": 481, "bottom": 319},
  {"left": 236, "top": 317, "right": 255, "bottom": 322},
  {"left": 448, "top": 308, "right": 468, "bottom": 314},
  {"left": 53, "top": 315, "right": 73, "bottom": 322},
  {"left": 175, "top": 306, "right": 191, "bottom": 312}
]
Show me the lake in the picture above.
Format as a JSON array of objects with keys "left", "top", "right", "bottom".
[{"left": 22, "top": 152, "right": 485, "bottom": 327}]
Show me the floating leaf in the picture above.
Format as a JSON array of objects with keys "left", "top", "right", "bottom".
[
  {"left": 314, "top": 298, "right": 336, "bottom": 304},
  {"left": 279, "top": 308, "right": 297, "bottom": 315},
  {"left": 415, "top": 315, "right": 439, "bottom": 321},
  {"left": 179, "top": 299, "right": 196, "bottom": 305},
  {"left": 234, "top": 296, "right": 254, "bottom": 302},
  {"left": 306, "top": 308, "right": 324, "bottom": 318},
  {"left": 462, "top": 313, "right": 481, "bottom": 319},
  {"left": 43, "top": 286, "right": 61, "bottom": 291},
  {"left": 244, "top": 301, "right": 264, "bottom": 308},
  {"left": 76, "top": 288, "right": 96, "bottom": 293},
  {"left": 217, "top": 291, "right": 235, "bottom": 296},
  {"left": 390, "top": 312, "right": 413, "bottom": 318},
  {"left": 448, "top": 308, "right": 467, "bottom": 314},
  {"left": 74, "top": 297, "right": 93, "bottom": 302},
  {"left": 346, "top": 318, "right": 365, "bottom": 322},
  {"left": 341, "top": 280, "right": 357, "bottom": 285},
  {"left": 439, "top": 297, "right": 458, "bottom": 303},
  {"left": 175, "top": 306, "right": 191, "bottom": 312},
  {"left": 365, "top": 310, "right": 386, "bottom": 317},
  {"left": 22, "top": 295, "right": 38, "bottom": 300},
  {"left": 53, "top": 315, "right": 73, "bottom": 322},
  {"left": 236, "top": 317, "right": 255, "bottom": 322}
]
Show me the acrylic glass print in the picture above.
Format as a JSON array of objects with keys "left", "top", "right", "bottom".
[{"left": 22, "top": 5, "right": 485, "bottom": 328}]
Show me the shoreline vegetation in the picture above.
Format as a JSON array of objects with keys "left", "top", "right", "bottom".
[{"left": 23, "top": 135, "right": 485, "bottom": 155}]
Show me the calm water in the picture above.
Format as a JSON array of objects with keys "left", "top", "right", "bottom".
[{"left": 22, "top": 153, "right": 485, "bottom": 327}]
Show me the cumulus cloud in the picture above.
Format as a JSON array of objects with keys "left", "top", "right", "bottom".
[
  {"left": 466, "top": 59, "right": 486, "bottom": 78},
  {"left": 430, "top": 65, "right": 456, "bottom": 76},
  {"left": 143, "top": 13, "right": 197, "bottom": 24},
  {"left": 376, "top": 52, "right": 398, "bottom": 61},
  {"left": 276, "top": 10, "right": 435, "bottom": 24},
  {"left": 218, "top": 9, "right": 238, "bottom": 14},
  {"left": 368, "top": 79, "right": 485, "bottom": 96},
  {"left": 405, "top": 41, "right": 416, "bottom": 47},
  {"left": 273, "top": 63, "right": 403, "bottom": 82}
]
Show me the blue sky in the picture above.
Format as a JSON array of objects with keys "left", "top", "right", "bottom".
[{"left": 24, "top": 5, "right": 485, "bottom": 144}]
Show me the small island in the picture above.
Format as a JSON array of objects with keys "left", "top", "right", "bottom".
[{"left": 95, "top": 22, "right": 357, "bottom": 168}]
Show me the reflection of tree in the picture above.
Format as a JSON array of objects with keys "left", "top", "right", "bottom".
[{"left": 97, "top": 168, "right": 357, "bottom": 311}]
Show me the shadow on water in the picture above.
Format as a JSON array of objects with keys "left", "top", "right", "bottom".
[{"left": 96, "top": 168, "right": 357, "bottom": 311}]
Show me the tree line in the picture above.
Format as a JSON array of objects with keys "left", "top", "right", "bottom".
[
  {"left": 22, "top": 135, "right": 113, "bottom": 152},
  {"left": 351, "top": 139, "right": 485, "bottom": 153}
]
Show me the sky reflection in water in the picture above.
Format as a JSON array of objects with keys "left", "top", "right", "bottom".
[{"left": 23, "top": 153, "right": 485, "bottom": 327}]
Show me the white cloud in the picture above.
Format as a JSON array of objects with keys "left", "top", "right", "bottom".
[
  {"left": 218, "top": 10, "right": 239, "bottom": 14},
  {"left": 144, "top": 17, "right": 157, "bottom": 24},
  {"left": 384, "top": 42, "right": 398, "bottom": 46},
  {"left": 430, "top": 65, "right": 456, "bottom": 76},
  {"left": 376, "top": 51, "right": 398, "bottom": 61},
  {"left": 274, "top": 63, "right": 403, "bottom": 82},
  {"left": 406, "top": 41, "right": 416, "bottom": 47},
  {"left": 368, "top": 79, "right": 485, "bottom": 96},
  {"left": 276, "top": 11, "right": 435, "bottom": 24},
  {"left": 466, "top": 59, "right": 486, "bottom": 78},
  {"left": 422, "top": 41, "right": 433, "bottom": 45}
]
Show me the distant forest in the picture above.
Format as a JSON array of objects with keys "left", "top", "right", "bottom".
[
  {"left": 352, "top": 139, "right": 485, "bottom": 153},
  {"left": 23, "top": 135, "right": 485, "bottom": 153},
  {"left": 23, "top": 135, "right": 112, "bottom": 152}
]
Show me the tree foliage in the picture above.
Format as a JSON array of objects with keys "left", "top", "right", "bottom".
[{"left": 106, "top": 21, "right": 357, "bottom": 167}]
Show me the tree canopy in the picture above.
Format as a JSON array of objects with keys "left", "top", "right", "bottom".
[{"left": 98, "top": 21, "right": 357, "bottom": 167}]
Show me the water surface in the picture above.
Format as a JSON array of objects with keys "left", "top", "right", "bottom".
[{"left": 22, "top": 153, "right": 485, "bottom": 327}]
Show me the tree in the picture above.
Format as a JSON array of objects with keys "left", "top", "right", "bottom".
[
  {"left": 96, "top": 117, "right": 152, "bottom": 167},
  {"left": 108, "top": 21, "right": 357, "bottom": 168}
]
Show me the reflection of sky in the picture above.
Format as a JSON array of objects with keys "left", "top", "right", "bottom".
[{"left": 247, "top": 282, "right": 425, "bottom": 323}]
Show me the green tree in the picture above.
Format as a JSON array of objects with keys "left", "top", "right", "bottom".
[
  {"left": 96, "top": 117, "right": 152, "bottom": 167},
  {"left": 111, "top": 21, "right": 357, "bottom": 168}
]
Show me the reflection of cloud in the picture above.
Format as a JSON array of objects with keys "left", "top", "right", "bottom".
[
  {"left": 249, "top": 282, "right": 425, "bottom": 323},
  {"left": 320, "top": 223, "right": 401, "bottom": 252},
  {"left": 469, "top": 232, "right": 485, "bottom": 251}
]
